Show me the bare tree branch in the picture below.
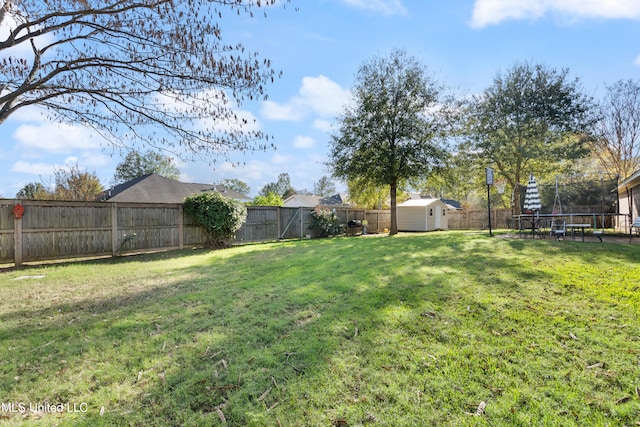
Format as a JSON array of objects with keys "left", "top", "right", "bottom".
[
  {"left": 1, "top": 0, "right": 289, "bottom": 160},
  {"left": 590, "top": 79, "right": 640, "bottom": 180}
]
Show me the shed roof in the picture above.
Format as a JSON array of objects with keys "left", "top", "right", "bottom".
[
  {"left": 398, "top": 198, "right": 444, "bottom": 207},
  {"left": 618, "top": 169, "right": 640, "bottom": 193}
]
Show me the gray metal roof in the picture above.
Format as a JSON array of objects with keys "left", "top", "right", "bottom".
[{"left": 97, "top": 174, "right": 250, "bottom": 203}]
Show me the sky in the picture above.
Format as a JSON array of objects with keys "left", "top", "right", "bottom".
[{"left": 2, "top": 0, "right": 640, "bottom": 198}]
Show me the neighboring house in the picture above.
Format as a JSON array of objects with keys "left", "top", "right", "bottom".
[
  {"left": 441, "top": 198, "right": 462, "bottom": 210},
  {"left": 397, "top": 198, "right": 449, "bottom": 231},
  {"left": 283, "top": 193, "right": 349, "bottom": 208},
  {"left": 617, "top": 169, "right": 640, "bottom": 229},
  {"left": 97, "top": 173, "right": 250, "bottom": 203}
]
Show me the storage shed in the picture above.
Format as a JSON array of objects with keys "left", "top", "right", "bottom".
[
  {"left": 397, "top": 198, "right": 448, "bottom": 231},
  {"left": 618, "top": 169, "right": 640, "bottom": 231}
]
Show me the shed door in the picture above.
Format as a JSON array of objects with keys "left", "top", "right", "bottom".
[{"left": 435, "top": 207, "right": 441, "bottom": 229}]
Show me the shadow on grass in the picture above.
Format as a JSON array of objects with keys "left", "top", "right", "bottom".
[{"left": 1, "top": 232, "right": 638, "bottom": 426}]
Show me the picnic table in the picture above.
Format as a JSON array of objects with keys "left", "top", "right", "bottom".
[
  {"left": 514, "top": 213, "right": 600, "bottom": 242},
  {"left": 566, "top": 223, "right": 590, "bottom": 242}
]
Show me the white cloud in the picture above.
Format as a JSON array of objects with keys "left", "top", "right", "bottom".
[
  {"left": 154, "top": 89, "right": 262, "bottom": 134},
  {"left": 261, "top": 75, "right": 351, "bottom": 122},
  {"left": 14, "top": 122, "right": 99, "bottom": 155},
  {"left": 313, "top": 119, "right": 335, "bottom": 132},
  {"left": 272, "top": 153, "right": 295, "bottom": 164},
  {"left": 64, "top": 152, "right": 112, "bottom": 169},
  {"left": 341, "top": 0, "right": 408, "bottom": 16},
  {"left": 10, "top": 161, "right": 58, "bottom": 175},
  {"left": 293, "top": 136, "right": 316, "bottom": 149},
  {"left": 205, "top": 109, "right": 261, "bottom": 134},
  {"left": 634, "top": 54, "right": 640, "bottom": 67},
  {"left": 261, "top": 100, "right": 306, "bottom": 121},
  {"left": 299, "top": 76, "right": 351, "bottom": 117},
  {"left": 218, "top": 160, "right": 272, "bottom": 182},
  {"left": 470, "top": 0, "right": 640, "bottom": 28}
]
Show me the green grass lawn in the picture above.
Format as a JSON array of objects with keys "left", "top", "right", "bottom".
[{"left": 1, "top": 231, "right": 639, "bottom": 426}]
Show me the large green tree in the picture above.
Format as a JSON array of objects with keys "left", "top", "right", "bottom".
[
  {"left": 329, "top": 49, "right": 448, "bottom": 234},
  {"left": 461, "top": 62, "right": 599, "bottom": 214},
  {"left": 113, "top": 150, "right": 181, "bottom": 184},
  {"left": 0, "top": 0, "right": 288, "bottom": 157}
]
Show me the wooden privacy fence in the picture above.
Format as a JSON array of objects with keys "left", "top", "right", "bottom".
[
  {"left": 447, "top": 208, "right": 513, "bottom": 230},
  {"left": 1, "top": 198, "right": 520, "bottom": 268},
  {"left": 0, "top": 200, "right": 392, "bottom": 267},
  {"left": 0, "top": 200, "right": 206, "bottom": 268}
]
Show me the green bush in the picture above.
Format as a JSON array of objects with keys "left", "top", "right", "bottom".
[
  {"left": 184, "top": 192, "right": 247, "bottom": 248},
  {"left": 247, "top": 191, "right": 284, "bottom": 206},
  {"left": 309, "top": 207, "right": 345, "bottom": 237}
]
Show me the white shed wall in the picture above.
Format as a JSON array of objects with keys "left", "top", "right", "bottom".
[{"left": 397, "top": 201, "right": 448, "bottom": 232}]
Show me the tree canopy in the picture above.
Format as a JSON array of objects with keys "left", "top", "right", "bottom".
[
  {"left": 15, "top": 164, "right": 103, "bottom": 200},
  {"left": 16, "top": 182, "right": 50, "bottom": 199},
  {"left": 247, "top": 191, "right": 284, "bottom": 207},
  {"left": 590, "top": 79, "right": 640, "bottom": 181},
  {"left": 260, "top": 173, "right": 295, "bottom": 198},
  {"left": 312, "top": 175, "right": 336, "bottom": 197},
  {"left": 460, "top": 61, "right": 599, "bottom": 214},
  {"left": 346, "top": 176, "right": 389, "bottom": 209},
  {"left": 217, "top": 179, "right": 250, "bottom": 196},
  {"left": 113, "top": 150, "right": 180, "bottom": 184},
  {"left": 0, "top": 0, "right": 288, "bottom": 158},
  {"left": 329, "top": 49, "right": 449, "bottom": 234},
  {"left": 52, "top": 164, "right": 104, "bottom": 200}
]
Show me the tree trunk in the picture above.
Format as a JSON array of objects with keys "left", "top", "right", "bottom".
[
  {"left": 513, "top": 186, "right": 522, "bottom": 216},
  {"left": 512, "top": 174, "right": 522, "bottom": 216},
  {"left": 390, "top": 180, "right": 398, "bottom": 235}
]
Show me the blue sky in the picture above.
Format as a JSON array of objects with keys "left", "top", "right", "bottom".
[{"left": 2, "top": 0, "right": 640, "bottom": 197}]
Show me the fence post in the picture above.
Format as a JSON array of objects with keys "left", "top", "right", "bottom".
[
  {"left": 277, "top": 207, "right": 281, "bottom": 240},
  {"left": 299, "top": 207, "right": 303, "bottom": 239},
  {"left": 14, "top": 215, "right": 23, "bottom": 268},
  {"left": 111, "top": 203, "right": 118, "bottom": 257},
  {"left": 178, "top": 204, "right": 184, "bottom": 249}
]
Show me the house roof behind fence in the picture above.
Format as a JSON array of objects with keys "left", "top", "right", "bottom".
[
  {"left": 97, "top": 173, "right": 250, "bottom": 203},
  {"left": 283, "top": 193, "right": 349, "bottom": 207}
]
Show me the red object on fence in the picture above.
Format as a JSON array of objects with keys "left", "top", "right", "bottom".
[{"left": 13, "top": 204, "right": 25, "bottom": 219}]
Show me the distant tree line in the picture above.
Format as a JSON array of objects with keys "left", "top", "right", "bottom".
[
  {"left": 15, "top": 150, "right": 181, "bottom": 201},
  {"left": 328, "top": 49, "right": 640, "bottom": 233}
]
